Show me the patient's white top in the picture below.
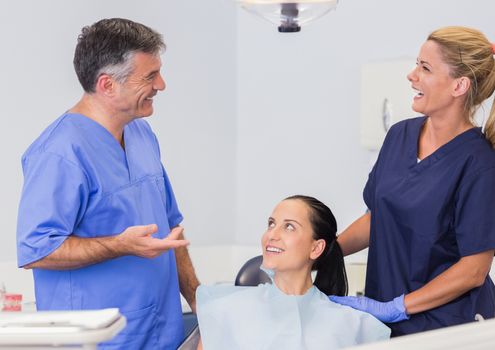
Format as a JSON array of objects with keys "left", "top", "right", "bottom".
[{"left": 197, "top": 283, "right": 390, "bottom": 350}]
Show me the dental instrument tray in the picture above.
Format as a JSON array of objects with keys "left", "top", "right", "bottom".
[
  {"left": 0, "top": 308, "right": 121, "bottom": 331},
  {"left": 0, "top": 308, "right": 126, "bottom": 348}
]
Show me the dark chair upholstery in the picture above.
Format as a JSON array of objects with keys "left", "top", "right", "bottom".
[
  {"left": 234, "top": 255, "right": 271, "bottom": 286},
  {"left": 178, "top": 323, "right": 200, "bottom": 350}
]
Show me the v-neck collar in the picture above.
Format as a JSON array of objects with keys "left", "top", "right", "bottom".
[
  {"left": 409, "top": 116, "right": 482, "bottom": 172},
  {"left": 66, "top": 113, "right": 133, "bottom": 181},
  {"left": 67, "top": 113, "right": 125, "bottom": 151}
]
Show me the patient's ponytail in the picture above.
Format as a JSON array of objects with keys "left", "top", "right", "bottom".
[
  {"left": 314, "top": 237, "right": 347, "bottom": 296},
  {"left": 285, "top": 195, "right": 348, "bottom": 296}
]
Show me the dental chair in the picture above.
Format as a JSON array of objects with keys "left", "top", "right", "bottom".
[
  {"left": 234, "top": 255, "right": 271, "bottom": 286},
  {"left": 178, "top": 255, "right": 270, "bottom": 349}
]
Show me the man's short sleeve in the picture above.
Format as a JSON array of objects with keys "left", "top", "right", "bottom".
[
  {"left": 161, "top": 165, "right": 183, "bottom": 229},
  {"left": 16, "top": 152, "right": 89, "bottom": 267}
]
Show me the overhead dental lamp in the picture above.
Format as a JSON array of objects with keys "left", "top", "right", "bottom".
[{"left": 238, "top": 0, "right": 338, "bottom": 33}]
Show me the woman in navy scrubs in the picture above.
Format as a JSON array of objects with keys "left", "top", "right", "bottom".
[{"left": 331, "top": 26, "right": 495, "bottom": 336}]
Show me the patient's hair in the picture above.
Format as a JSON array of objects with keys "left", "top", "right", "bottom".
[{"left": 285, "top": 195, "right": 348, "bottom": 296}]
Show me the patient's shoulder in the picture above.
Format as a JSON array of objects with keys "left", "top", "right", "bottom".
[
  {"left": 311, "top": 288, "right": 391, "bottom": 341},
  {"left": 313, "top": 288, "right": 385, "bottom": 323}
]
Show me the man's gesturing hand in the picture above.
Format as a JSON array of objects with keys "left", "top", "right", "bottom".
[{"left": 118, "top": 224, "right": 190, "bottom": 258}]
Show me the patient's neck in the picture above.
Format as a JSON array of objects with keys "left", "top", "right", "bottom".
[{"left": 273, "top": 267, "right": 313, "bottom": 295}]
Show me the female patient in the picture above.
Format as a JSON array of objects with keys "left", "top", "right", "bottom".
[{"left": 196, "top": 195, "right": 390, "bottom": 350}]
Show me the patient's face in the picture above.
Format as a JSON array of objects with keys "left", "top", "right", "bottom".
[{"left": 261, "top": 199, "right": 317, "bottom": 274}]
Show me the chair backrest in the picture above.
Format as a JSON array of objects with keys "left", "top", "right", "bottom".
[{"left": 234, "top": 255, "right": 271, "bottom": 286}]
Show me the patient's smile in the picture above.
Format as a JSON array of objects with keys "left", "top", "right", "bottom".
[{"left": 266, "top": 245, "right": 284, "bottom": 253}]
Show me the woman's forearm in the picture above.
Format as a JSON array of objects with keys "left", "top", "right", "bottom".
[
  {"left": 404, "top": 250, "right": 494, "bottom": 314},
  {"left": 337, "top": 212, "right": 371, "bottom": 256}
]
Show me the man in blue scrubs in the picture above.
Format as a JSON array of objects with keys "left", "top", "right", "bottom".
[{"left": 16, "top": 18, "right": 200, "bottom": 349}]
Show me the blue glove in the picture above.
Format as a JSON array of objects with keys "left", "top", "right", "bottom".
[{"left": 329, "top": 294, "right": 409, "bottom": 323}]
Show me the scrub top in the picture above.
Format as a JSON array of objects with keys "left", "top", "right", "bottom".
[
  {"left": 16, "top": 113, "right": 184, "bottom": 349},
  {"left": 197, "top": 282, "right": 390, "bottom": 350},
  {"left": 364, "top": 116, "right": 495, "bottom": 336}
]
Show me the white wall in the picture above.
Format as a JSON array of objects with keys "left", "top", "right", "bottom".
[{"left": 235, "top": 0, "right": 495, "bottom": 245}]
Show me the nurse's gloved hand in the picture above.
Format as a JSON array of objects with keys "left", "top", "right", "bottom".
[
  {"left": 120, "top": 224, "right": 190, "bottom": 258},
  {"left": 329, "top": 294, "right": 409, "bottom": 323}
]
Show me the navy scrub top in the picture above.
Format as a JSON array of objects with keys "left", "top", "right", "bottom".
[
  {"left": 364, "top": 116, "right": 495, "bottom": 336},
  {"left": 17, "top": 114, "right": 184, "bottom": 349}
]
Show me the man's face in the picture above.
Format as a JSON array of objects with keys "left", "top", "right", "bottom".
[{"left": 113, "top": 52, "right": 165, "bottom": 119}]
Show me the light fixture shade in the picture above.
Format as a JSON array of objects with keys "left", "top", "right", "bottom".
[{"left": 238, "top": 0, "right": 338, "bottom": 32}]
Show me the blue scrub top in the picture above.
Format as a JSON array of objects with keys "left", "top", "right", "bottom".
[
  {"left": 17, "top": 113, "right": 184, "bottom": 349},
  {"left": 364, "top": 116, "right": 495, "bottom": 336}
]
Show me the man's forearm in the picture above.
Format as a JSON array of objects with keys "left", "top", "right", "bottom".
[
  {"left": 174, "top": 230, "right": 200, "bottom": 312},
  {"left": 24, "top": 235, "right": 122, "bottom": 270},
  {"left": 176, "top": 246, "right": 200, "bottom": 312},
  {"left": 23, "top": 224, "right": 189, "bottom": 270}
]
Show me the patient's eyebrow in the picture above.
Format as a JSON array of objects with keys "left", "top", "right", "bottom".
[{"left": 284, "top": 219, "right": 302, "bottom": 227}]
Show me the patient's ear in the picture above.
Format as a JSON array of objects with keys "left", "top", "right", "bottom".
[{"left": 310, "top": 239, "right": 326, "bottom": 260}]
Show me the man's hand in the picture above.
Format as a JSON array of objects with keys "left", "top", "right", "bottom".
[{"left": 118, "top": 225, "right": 190, "bottom": 258}]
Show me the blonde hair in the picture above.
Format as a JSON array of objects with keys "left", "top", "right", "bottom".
[{"left": 428, "top": 26, "right": 495, "bottom": 147}]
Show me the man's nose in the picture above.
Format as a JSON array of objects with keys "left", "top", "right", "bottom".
[{"left": 154, "top": 73, "right": 166, "bottom": 91}]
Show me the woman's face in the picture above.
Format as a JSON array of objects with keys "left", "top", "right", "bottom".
[
  {"left": 407, "top": 40, "right": 461, "bottom": 118},
  {"left": 261, "top": 199, "right": 324, "bottom": 274}
]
